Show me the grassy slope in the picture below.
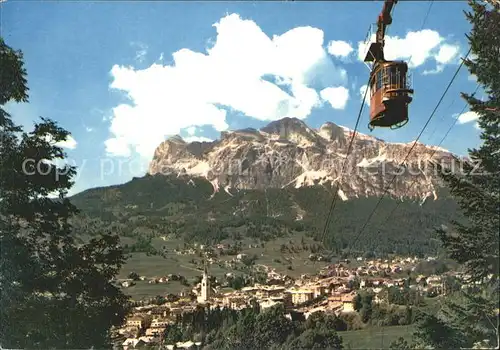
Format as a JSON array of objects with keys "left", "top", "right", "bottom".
[
  {"left": 341, "top": 325, "right": 414, "bottom": 349},
  {"left": 70, "top": 174, "right": 459, "bottom": 254},
  {"left": 70, "top": 174, "right": 461, "bottom": 299},
  {"left": 118, "top": 233, "right": 329, "bottom": 299}
]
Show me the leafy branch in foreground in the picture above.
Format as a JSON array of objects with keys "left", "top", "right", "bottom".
[{"left": 0, "top": 37, "right": 129, "bottom": 348}]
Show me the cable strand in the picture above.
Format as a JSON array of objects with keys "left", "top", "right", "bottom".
[
  {"left": 320, "top": 76, "right": 371, "bottom": 245},
  {"left": 320, "top": 1, "right": 400, "bottom": 246},
  {"left": 349, "top": 45, "right": 472, "bottom": 253},
  {"left": 372, "top": 83, "right": 480, "bottom": 252}
]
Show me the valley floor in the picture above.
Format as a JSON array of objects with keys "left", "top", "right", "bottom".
[
  {"left": 341, "top": 325, "right": 414, "bottom": 349},
  {"left": 117, "top": 233, "right": 331, "bottom": 299}
]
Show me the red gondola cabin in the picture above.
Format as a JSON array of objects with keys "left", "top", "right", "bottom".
[
  {"left": 362, "top": 0, "right": 414, "bottom": 131},
  {"left": 367, "top": 61, "right": 414, "bottom": 130}
]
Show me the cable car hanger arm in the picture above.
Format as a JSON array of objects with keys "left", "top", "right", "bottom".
[
  {"left": 376, "top": 0, "right": 397, "bottom": 47},
  {"left": 364, "top": 0, "right": 398, "bottom": 62}
]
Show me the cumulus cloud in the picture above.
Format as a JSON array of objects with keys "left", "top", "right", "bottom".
[
  {"left": 106, "top": 13, "right": 348, "bottom": 158},
  {"left": 359, "top": 84, "right": 371, "bottom": 106},
  {"left": 105, "top": 137, "right": 131, "bottom": 157},
  {"left": 185, "top": 126, "right": 197, "bottom": 136},
  {"left": 320, "top": 87, "right": 349, "bottom": 109},
  {"left": 184, "top": 136, "right": 214, "bottom": 143},
  {"left": 357, "top": 29, "right": 460, "bottom": 70},
  {"left": 56, "top": 135, "right": 77, "bottom": 150},
  {"left": 435, "top": 44, "right": 460, "bottom": 64},
  {"left": 423, "top": 44, "right": 461, "bottom": 75},
  {"left": 182, "top": 126, "right": 214, "bottom": 143},
  {"left": 457, "top": 111, "right": 479, "bottom": 124},
  {"left": 327, "top": 40, "right": 354, "bottom": 58},
  {"left": 422, "top": 66, "right": 444, "bottom": 75},
  {"left": 44, "top": 134, "right": 78, "bottom": 151}
]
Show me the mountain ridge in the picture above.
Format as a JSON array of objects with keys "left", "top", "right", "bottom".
[
  {"left": 68, "top": 117, "right": 461, "bottom": 257},
  {"left": 149, "top": 117, "right": 454, "bottom": 202}
]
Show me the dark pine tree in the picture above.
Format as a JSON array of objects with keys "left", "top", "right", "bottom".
[
  {"left": 414, "top": 1, "right": 499, "bottom": 349},
  {"left": 0, "top": 38, "right": 129, "bottom": 348}
]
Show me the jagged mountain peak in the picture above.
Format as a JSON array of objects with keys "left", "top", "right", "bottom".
[
  {"left": 221, "top": 128, "right": 265, "bottom": 143},
  {"left": 149, "top": 117, "right": 455, "bottom": 202},
  {"left": 317, "top": 121, "right": 348, "bottom": 143},
  {"left": 260, "top": 117, "right": 321, "bottom": 146},
  {"left": 260, "top": 117, "right": 308, "bottom": 134},
  {"left": 167, "top": 134, "right": 186, "bottom": 144}
]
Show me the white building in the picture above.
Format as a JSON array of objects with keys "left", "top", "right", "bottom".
[{"left": 197, "top": 264, "right": 212, "bottom": 303}]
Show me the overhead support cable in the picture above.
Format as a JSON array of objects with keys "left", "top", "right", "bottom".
[
  {"left": 348, "top": 45, "right": 472, "bottom": 252},
  {"left": 320, "top": 2, "right": 400, "bottom": 246},
  {"left": 320, "top": 75, "right": 371, "bottom": 245}
]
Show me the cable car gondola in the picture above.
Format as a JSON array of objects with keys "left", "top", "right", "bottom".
[{"left": 363, "top": 0, "right": 414, "bottom": 131}]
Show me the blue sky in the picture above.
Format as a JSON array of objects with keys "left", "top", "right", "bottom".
[{"left": 2, "top": 0, "right": 482, "bottom": 195}]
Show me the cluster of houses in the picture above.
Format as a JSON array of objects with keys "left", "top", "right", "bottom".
[
  {"left": 116, "top": 255, "right": 454, "bottom": 349},
  {"left": 318, "top": 256, "right": 424, "bottom": 278}
]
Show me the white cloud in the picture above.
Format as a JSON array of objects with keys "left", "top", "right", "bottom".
[
  {"left": 320, "top": 86, "right": 349, "bottom": 110},
  {"left": 56, "top": 135, "right": 77, "bottom": 150},
  {"left": 359, "top": 84, "right": 371, "bottom": 106},
  {"left": 183, "top": 126, "right": 213, "bottom": 142},
  {"left": 435, "top": 44, "right": 460, "bottom": 64},
  {"left": 44, "top": 134, "right": 78, "bottom": 150},
  {"left": 106, "top": 13, "right": 348, "bottom": 158},
  {"left": 422, "top": 44, "right": 460, "bottom": 75},
  {"left": 474, "top": 122, "right": 480, "bottom": 130},
  {"left": 185, "top": 126, "right": 197, "bottom": 136},
  {"left": 327, "top": 40, "right": 353, "bottom": 58},
  {"left": 422, "top": 66, "right": 444, "bottom": 75},
  {"left": 104, "top": 138, "right": 131, "bottom": 157},
  {"left": 457, "top": 111, "right": 479, "bottom": 124},
  {"left": 184, "top": 136, "right": 214, "bottom": 143},
  {"left": 357, "top": 29, "right": 460, "bottom": 70}
]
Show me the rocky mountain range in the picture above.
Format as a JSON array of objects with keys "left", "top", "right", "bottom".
[
  {"left": 149, "top": 118, "right": 457, "bottom": 202},
  {"left": 69, "top": 117, "right": 461, "bottom": 259}
]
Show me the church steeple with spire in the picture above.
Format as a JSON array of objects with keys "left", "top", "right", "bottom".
[{"left": 197, "top": 260, "right": 211, "bottom": 303}]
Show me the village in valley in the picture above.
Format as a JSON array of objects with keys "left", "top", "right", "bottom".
[{"left": 116, "top": 241, "right": 468, "bottom": 350}]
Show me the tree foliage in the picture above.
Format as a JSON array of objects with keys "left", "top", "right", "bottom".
[
  {"left": 172, "top": 305, "right": 344, "bottom": 349},
  {"left": 0, "top": 37, "right": 129, "bottom": 348},
  {"left": 71, "top": 172, "right": 460, "bottom": 258},
  {"left": 434, "top": 0, "right": 500, "bottom": 288},
  {"left": 389, "top": 337, "right": 412, "bottom": 350},
  {"left": 414, "top": 1, "right": 500, "bottom": 349}
]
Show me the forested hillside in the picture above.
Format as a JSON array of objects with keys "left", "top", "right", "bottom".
[{"left": 71, "top": 174, "right": 460, "bottom": 257}]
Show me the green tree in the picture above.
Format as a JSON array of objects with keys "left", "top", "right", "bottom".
[
  {"left": 128, "top": 271, "right": 140, "bottom": 281},
  {"left": 0, "top": 38, "right": 129, "bottom": 348},
  {"left": 389, "top": 337, "right": 411, "bottom": 350},
  {"left": 288, "top": 328, "right": 343, "bottom": 349},
  {"left": 228, "top": 275, "right": 247, "bottom": 290},
  {"left": 360, "top": 292, "right": 374, "bottom": 323},
  {"left": 153, "top": 295, "right": 166, "bottom": 305},
  {"left": 291, "top": 311, "right": 344, "bottom": 349},
  {"left": 432, "top": 0, "right": 499, "bottom": 289},
  {"left": 414, "top": 1, "right": 500, "bottom": 348},
  {"left": 353, "top": 293, "right": 362, "bottom": 312},
  {"left": 253, "top": 304, "right": 296, "bottom": 348},
  {"left": 164, "top": 324, "right": 183, "bottom": 344}
]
